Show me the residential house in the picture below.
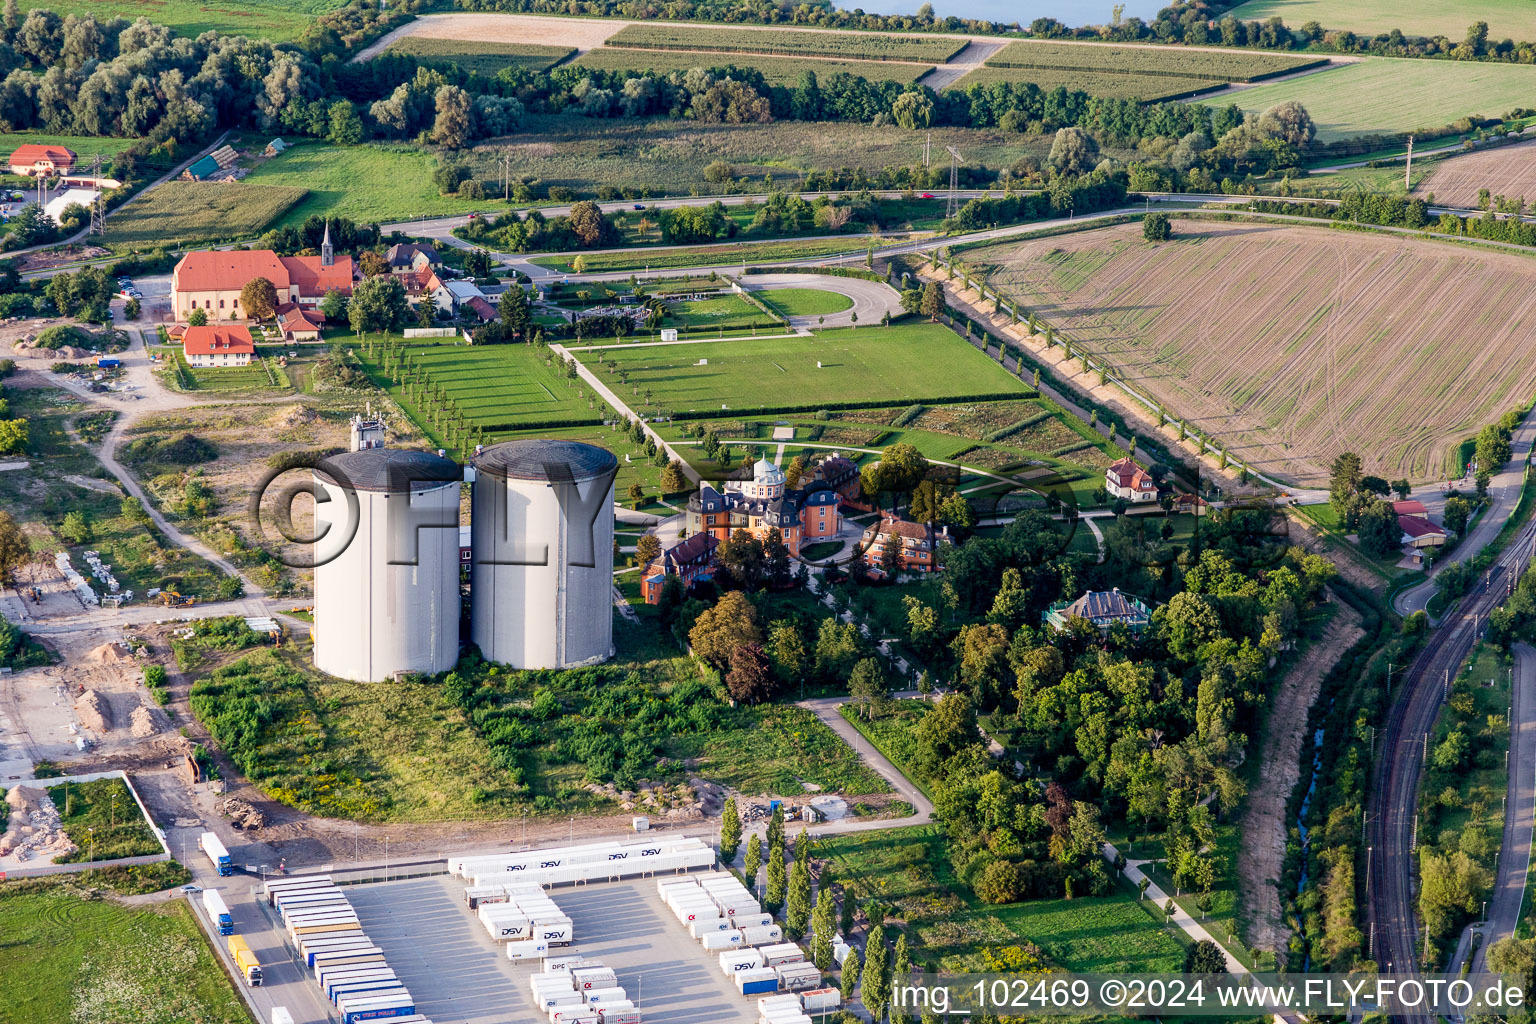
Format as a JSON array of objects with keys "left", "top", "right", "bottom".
[
  {"left": 466, "top": 296, "right": 498, "bottom": 322},
  {"left": 1105, "top": 457, "right": 1157, "bottom": 503},
  {"left": 434, "top": 279, "right": 486, "bottom": 316},
  {"left": 686, "top": 457, "right": 843, "bottom": 558},
  {"left": 641, "top": 533, "right": 720, "bottom": 603},
  {"left": 386, "top": 242, "right": 442, "bottom": 275},
  {"left": 861, "top": 514, "right": 946, "bottom": 575},
  {"left": 1399, "top": 516, "right": 1446, "bottom": 549},
  {"left": 8, "top": 144, "right": 75, "bottom": 176},
  {"left": 182, "top": 325, "right": 254, "bottom": 367},
  {"left": 1043, "top": 588, "right": 1152, "bottom": 633},
  {"left": 172, "top": 228, "right": 353, "bottom": 321},
  {"left": 279, "top": 306, "right": 326, "bottom": 342}
]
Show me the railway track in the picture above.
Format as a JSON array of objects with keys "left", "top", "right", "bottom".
[{"left": 1368, "top": 516, "right": 1536, "bottom": 1014}]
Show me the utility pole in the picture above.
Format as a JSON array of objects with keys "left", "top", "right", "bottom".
[
  {"left": 945, "top": 145, "right": 963, "bottom": 220},
  {"left": 89, "top": 154, "right": 105, "bottom": 236},
  {"left": 923, "top": 132, "right": 931, "bottom": 170},
  {"left": 1404, "top": 135, "right": 1414, "bottom": 191},
  {"left": 501, "top": 151, "right": 512, "bottom": 202}
]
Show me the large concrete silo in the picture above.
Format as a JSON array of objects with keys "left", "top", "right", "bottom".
[
  {"left": 470, "top": 439, "right": 618, "bottom": 669},
  {"left": 312, "top": 448, "right": 462, "bottom": 682}
]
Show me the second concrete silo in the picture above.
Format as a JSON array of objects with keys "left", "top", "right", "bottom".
[
  {"left": 312, "top": 448, "right": 462, "bottom": 682},
  {"left": 470, "top": 439, "right": 618, "bottom": 669}
]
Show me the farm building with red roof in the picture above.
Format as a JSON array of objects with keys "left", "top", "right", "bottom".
[{"left": 9, "top": 144, "right": 76, "bottom": 176}]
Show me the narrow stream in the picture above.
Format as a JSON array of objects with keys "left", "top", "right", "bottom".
[{"left": 1295, "top": 725, "right": 1326, "bottom": 971}]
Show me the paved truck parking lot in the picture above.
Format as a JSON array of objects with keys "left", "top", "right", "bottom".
[{"left": 348, "top": 874, "right": 755, "bottom": 1024}]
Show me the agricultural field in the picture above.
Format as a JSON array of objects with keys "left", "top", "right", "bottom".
[
  {"left": 1228, "top": 0, "right": 1536, "bottom": 45},
  {"left": 384, "top": 37, "right": 574, "bottom": 73},
  {"left": 1416, "top": 137, "right": 1536, "bottom": 208},
  {"left": 966, "top": 219, "right": 1536, "bottom": 486},
  {"left": 818, "top": 825, "right": 1186, "bottom": 972},
  {"left": 1208, "top": 57, "right": 1536, "bottom": 142},
  {"left": 0, "top": 877, "right": 249, "bottom": 1024},
  {"left": 241, "top": 140, "right": 503, "bottom": 225},
  {"left": 985, "top": 39, "right": 1323, "bottom": 81},
  {"left": 531, "top": 236, "right": 878, "bottom": 273},
  {"left": 18, "top": 0, "right": 343, "bottom": 40},
  {"left": 575, "top": 323, "right": 1031, "bottom": 416},
  {"left": 355, "top": 335, "right": 603, "bottom": 434},
  {"left": 471, "top": 115, "right": 1101, "bottom": 198},
  {"left": 607, "top": 23, "right": 966, "bottom": 62},
  {"left": 103, "top": 182, "right": 307, "bottom": 249},
  {"left": 572, "top": 48, "right": 931, "bottom": 85},
  {"left": 755, "top": 287, "right": 855, "bottom": 317},
  {"left": 951, "top": 65, "right": 1221, "bottom": 101},
  {"left": 188, "top": 647, "right": 886, "bottom": 823}
]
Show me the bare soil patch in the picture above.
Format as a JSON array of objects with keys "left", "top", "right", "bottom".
[
  {"left": 356, "top": 12, "right": 627, "bottom": 60},
  {"left": 1238, "top": 594, "right": 1364, "bottom": 958},
  {"left": 1418, "top": 138, "right": 1536, "bottom": 209},
  {"left": 969, "top": 220, "right": 1536, "bottom": 487}
]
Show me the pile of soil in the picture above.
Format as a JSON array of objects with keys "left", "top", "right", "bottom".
[
  {"left": 218, "top": 797, "right": 267, "bottom": 831},
  {"left": 0, "top": 785, "right": 76, "bottom": 861},
  {"left": 75, "top": 688, "right": 112, "bottom": 732},
  {"left": 89, "top": 642, "right": 128, "bottom": 663},
  {"left": 130, "top": 702, "right": 170, "bottom": 738}
]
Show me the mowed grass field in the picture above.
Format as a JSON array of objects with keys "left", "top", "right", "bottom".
[
  {"left": 18, "top": 0, "right": 342, "bottom": 40},
  {"left": 0, "top": 131, "right": 136, "bottom": 163},
  {"left": 576, "top": 323, "right": 1030, "bottom": 414},
  {"left": 0, "top": 883, "right": 250, "bottom": 1024},
  {"left": 103, "top": 181, "right": 307, "bottom": 248},
  {"left": 952, "top": 65, "right": 1221, "bottom": 100},
  {"left": 606, "top": 23, "right": 965, "bottom": 62},
  {"left": 242, "top": 141, "right": 503, "bottom": 225},
  {"left": 385, "top": 37, "right": 575, "bottom": 73},
  {"left": 666, "top": 294, "right": 778, "bottom": 328},
  {"left": 359, "top": 337, "right": 599, "bottom": 431},
  {"left": 1229, "top": 0, "right": 1536, "bottom": 44},
  {"left": 1209, "top": 57, "right": 1536, "bottom": 141},
  {"left": 531, "top": 236, "right": 877, "bottom": 272},
  {"left": 755, "top": 287, "right": 855, "bottom": 317},
  {"left": 572, "top": 48, "right": 931, "bottom": 85},
  {"left": 968, "top": 219, "right": 1536, "bottom": 486}
]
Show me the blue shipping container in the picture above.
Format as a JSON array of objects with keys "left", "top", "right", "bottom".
[
  {"left": 741, "top": 976, "right": 778, "bottom": 995},
  {"left": 342, "top": 1003, "right": 416, "bottom": 1023}
]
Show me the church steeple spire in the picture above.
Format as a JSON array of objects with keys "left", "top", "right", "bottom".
[{"left": 320, "top": 220, "right": 333, "bottom": 267}]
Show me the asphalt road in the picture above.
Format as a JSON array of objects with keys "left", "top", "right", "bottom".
[{"left": 1368, "top": 511, "right": 1536, "bottom": 1008}]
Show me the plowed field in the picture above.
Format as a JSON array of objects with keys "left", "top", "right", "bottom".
[
  {"left": 970, "top": 220, "right": 1536, "bottom": 487},
  {"left": 1418, "top": 137, "right": 1536, "bottom": 209}
]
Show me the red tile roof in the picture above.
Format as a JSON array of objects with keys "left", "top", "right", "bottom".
[
  {"left": 1392, "top": 500, "right": 1429, "bottom": 519},
  {"left": 9, "top": 143, "right": 75, "bottom": 167},
  {"left": 1399, "top": 516, "right": 1445, "bottom": 539},
  {"left": 281, "top": 308, "right": 325, "bottom": 332},
  {"left": 280, "top": 254, "right": 353, "bottom": 296},
  {"left": 866, "top": 517, "right": 931, "bottom": 541},
  {"left": 182, "top": 325, "right": 254, "bottom": 356},
  {"left": 1107, "top": 457, "right": 1155, "bottom": 490},
  {"left": 175, "top": 250, "right": 289, "bottom": 292},
  {"left": 466, "top": 296, "right": 498, "bottom": 321}
]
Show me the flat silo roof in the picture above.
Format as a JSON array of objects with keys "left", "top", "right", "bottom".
[
  {"left": 472, "top": 439, "right": 617, "bottom": 484},
  {"left": 315, "top": 449, "right": 462, "bottom": 492}
]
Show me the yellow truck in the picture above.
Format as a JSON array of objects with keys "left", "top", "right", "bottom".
[{"left": 227, "top": 934, "right": 263, "bottom": 986}]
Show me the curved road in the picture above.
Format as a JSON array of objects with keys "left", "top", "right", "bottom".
[{"left": 741, "top": 272, "right": 900, "bottom": 328}]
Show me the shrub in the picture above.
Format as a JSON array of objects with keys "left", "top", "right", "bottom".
[{"left": 34, "top": 325, "right": 88, "bottom": 350}]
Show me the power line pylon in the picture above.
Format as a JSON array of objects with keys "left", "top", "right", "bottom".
[{"left": 945, "top": 146, "right": 963, "bottom": 219}]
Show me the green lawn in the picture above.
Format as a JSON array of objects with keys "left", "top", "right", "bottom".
[
  {"left": 385, "top": 37, "right": 575, "bottom": 73},
  {"left": 19, "top": 0, "right": 341, "bottom": 39},
  {"left": 818, "top": 825, "right": 1187, "bottom": 972},
  {"left": 0, "top": 879, "right": 250, "bottom": 1024},
  {"left": 103, "top": 181, "right": 307, "bottom": 249},
  {"left": 1229, "top": 0, "right": 1536, "bottom": 44},
  {"left": 577, "top": 323, "right": 1031, "bottom": 416},
  {"left": 46, "top": 778, "right": 163, "bottom": 863},
  {"left": 754, "top": 287, "right": 855, "bottom": 318},
  {"left": 241, "top": 140, "right": 505, "bottom": 225},
  {"left": 665, "top": 294, "right": 778, "bottom": 329},
  {"left": 1207, "top": 56, "right": 1536, "bottom": 142},
  {"left": 953, "top": 65, "right": 1222, "bottom": 101},
  {"left": 355, "top": 336, "right": 603, "bottom": 434},
  {"left": 168, "top": 352, "right": 289, "bottom": 393},
  {"left": 0, "top": 131, "right": 141, "bottom": 162},
  {"left": 1137, "top": 826, "right": 1277, "bottom": 972}
]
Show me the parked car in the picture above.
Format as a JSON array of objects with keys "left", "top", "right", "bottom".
[
  {"left": 633, "top": 203, "right": 645, "bottom": 210},
  {"left": 920, "top": 192, "right": 935, "bottom": 199}
]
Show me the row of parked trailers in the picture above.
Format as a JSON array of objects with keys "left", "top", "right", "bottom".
[
  {"left": 449, "top": 837, "right": 715, "bottom": 889},
  {"left": 472, "top": 884, "right": 574, "bottom": 960},
  {"left": 261, "top": 875, "right": 426, "bottom": 1024},
  {"left": 527, "top": 955, "right": 640, "bottom": 1024}
]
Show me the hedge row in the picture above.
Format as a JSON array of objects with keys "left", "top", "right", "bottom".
[
  {"left": 481, "top": 415, "right": 605, "bottom": 431},
  {"left": 668, "top": 391, "right": 1037, "bottom": 422},
  {"left": 743, "top": 266, "right": 884, "bottom": 282},
  {"left": 891, "top": 404, "right": 924, "bottom": 427},
  {"left": 1048, "top": 440, "right": 1098, "bottom": 458}
]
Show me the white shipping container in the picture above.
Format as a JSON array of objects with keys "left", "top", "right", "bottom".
[
  {"left": 532, "top": 992, "right": 583, "bottom": 1010},
  {"left": 570, "top": 967, "right": 617, "bottom": 990},
  {"left": 548, "top": 1007, "right": 599, "bottom": 1023},
  {"left": 757, "top": 1015, "right": 812, "bottom": 1024},
  {"left": 738, "top": 925, "right": 785, "bottom": 946},
  {"left": 759, "top": 943, "right": 805, "bottom": 968},
  {"left": 735, "top": 968, "right": 779, "bottom": 995},
  {"left": 700, "top": 931, "right": 744, "bottom": 951},
  {"left": 800, "top": 987, "right": 841, "bottom": 1011},
  {"left": 757, "top": 995, "right": 803, "bottom": 1014},
  {"left": 775, "top": 964, "right": 822, "bottom": 991},
  {"left": 581, "top": 987, "right": 627, "bottom": 1005},
  {"left": 688, "top": 917, "right": 732, "bottom": 938},
  {"left": 597, "top": 1009, "right": 641, "bottom": 1024},
  {"left": 545, "top": 955, "right": 586, "bottom": 971},
  {"left": 719, "top": 949, "right": 765, "bottom": 975},
  {"left": 506, "top": 939, "right": 551, "bottom": 961},
  {"left": 731, "top": 913, "right": 773, "bottom": 929}
]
